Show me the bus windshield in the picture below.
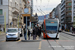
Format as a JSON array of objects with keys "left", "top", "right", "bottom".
[
  {"left": 46, "top": 26, "right": 57, "bottom": 31},
  {"left": 46, "top": 21, "right": 58, "bottom": 31}
]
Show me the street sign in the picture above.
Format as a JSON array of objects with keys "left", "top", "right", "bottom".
[
  {"left": 24, "top": 8, "right": 29, "bottom": 14},
  {"left": 22, "top": 14, "right": 31, "bottom": 16}
]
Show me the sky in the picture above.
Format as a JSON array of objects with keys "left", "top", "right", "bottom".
[{"left": 33, "top": 0, "right": 61, "bottom": 16}]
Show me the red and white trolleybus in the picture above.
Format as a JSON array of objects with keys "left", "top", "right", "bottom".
[{"left": 42, "top": 18, "right": 60, "bottom": 39}]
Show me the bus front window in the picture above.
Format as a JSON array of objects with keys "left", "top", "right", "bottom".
[
  {"left": 46, "top": 26, "right": 57, "bottom": 31},
  {"left": 46, "top": 23, "right": 58, "bottom": 31}
]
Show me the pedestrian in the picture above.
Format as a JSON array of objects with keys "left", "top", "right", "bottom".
[
  {"left": 30, "top": 27, "right": 33, "bottom": 36},
  {"left": 72, "top": 27, "right": 75, "bottom": 34},
  {"left": 28, "top": 29, "right": 30, "bottom": 40},
  {"left": 38, "top": 27, "right": 41, "bottom": 38},
  {"left": 70, "top": 27, "right": 72, "bottom": 32},
  {"left": 23, "top": 27, "right": 27, "bottom": 40},
  {"left": 33, "top": 27, "right": 36, "bottom": 40},
  {"left": 35, "top": 24, "right": 39, "bottom": 37}
]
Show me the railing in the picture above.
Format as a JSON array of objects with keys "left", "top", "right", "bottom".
[
  {"left": 66, "top": 13, "right": 71, "bottom": 16},
  {"left": 61, "top": 21, "right": 64, "bottom": 23},
  {"left": 61, "top": 8, "right": 65, "bottom": 12},
  {"left": 66, "top": 5, "right": 71, "bottom": 7},
  {"left": 61, "top": 16, "right": 64, "bottom": 19},
  {"left": 66, "top": 9, "right": 71, "bottom": 11},
  {"left": 66, "top": 0, "right": 71, "bottom": 2},
  {"left": 12, "top": 15, "right": 18, "bottom": 19}
]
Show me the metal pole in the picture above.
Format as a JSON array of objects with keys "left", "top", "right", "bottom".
[
  {"left": 4, "top": 12, "right": 6, "bottom": 32},
  {"left": 8, "top": 0, "right": 9, "bottom": 28},
  {"left": 26, "top": 16, "right": 27, "bottom": 40},
  {"left": 18, "top": 15, "right": 19, "bottom": 28}
]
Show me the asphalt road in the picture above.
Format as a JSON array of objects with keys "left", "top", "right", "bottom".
[{"left": 0, "top": 32, "right": 75, "bottom": 50}]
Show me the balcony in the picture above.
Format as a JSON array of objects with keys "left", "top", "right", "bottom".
[
  {"left": 12, "top": 8, "right": 19, "bottom": 14},
  {"left": 61, "top": 4, "right": 65, "bottom": 9},
  {"left": 12, "top": 2, "right": 19, "bottom": 13},
  {"left": 66, "top": 17, "right": 71, "bottom": 22},
  {"left": 66, "top": 5, "right": 71, "bottom": 7},
  {"left": 61, "top": 12, "right": 65, "bottom": 16},
  {"left": 61, "top": 8, "right": 65, "bottom": 12},
  {"left": 66, "top": 9, "right": 71, "bottom": 12},
  {"left": 66, "top": 0, "right": 71, "bottom": 3},
  {"left": 66, "top": 13, "right": 71, "bottom": 17},
  {"left": 61, "top": 16, "right": 64, "bottom": 20},
  {"left": 66, "top": 20, "right": 71, "bottom": 22},
  {"left": 61, "top": 20, "right": 64, "bottom": 23},
  {"left": 12, "top": 15, "right": 18, "bottom": 20}
]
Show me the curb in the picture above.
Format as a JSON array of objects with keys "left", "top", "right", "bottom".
[
  {"left": 62, "top": 31, "right": 75, "bottom": 36},
  {"left": 21, "top": 40, "right": 41, "bottom": 42}
]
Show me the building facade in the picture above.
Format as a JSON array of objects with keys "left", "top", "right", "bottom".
[
  {"left": 72, "top": 0, "right": 75, "bottom": 27},
  {"left": 0, "top": 0, "right": 25, "bottom": 29},
  {"left": 49, "top": 12, "right": 52, "bottom": 18},
  {"left": 65, "top": 0, "right": 72, "bottom": 30},
  {"left": 61, "top": 0, "right": 72, "bottom": 30},
  {"left": 52, "top": 8, "right": 55, "bottom": 18},
  {"left": 61, "top": 0, "right": 66, "bottom": 29},
  {"left": 0, "top": 0, "right": 9, "bottom": 30},
  {"left": 55, "top": 3, "right": 61, "bottom": 24}
]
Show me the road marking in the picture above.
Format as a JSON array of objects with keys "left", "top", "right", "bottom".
[
  {"left": 1, "top": 40, "right": 5, "bottom": 42},
  {"left": 38, "top": 41, "right": 42, "bottom": 49},
  {"left": 18, "top": 40, "right": 21, "bottom": 41},
  {"left": 16, "top": 40, "right": 21, "bottom": 42}
]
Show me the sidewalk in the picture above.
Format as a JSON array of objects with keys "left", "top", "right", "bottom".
[
  {"left": 0, "top": 31, "right": 5, "bottom": 36},
  {"left": 62, "top": 31, "right": 75, "bottom": 36}
]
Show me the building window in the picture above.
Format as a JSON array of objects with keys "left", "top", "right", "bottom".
[
  {"left": 0, "top": 9, "right": 3, "bottom": 15},
  {"left": 69, "top": 8, "right": 71, "bottom": 10},
  {"left": 68, "top": 3, "right": 71, "bottom": 5},
  {"left": 0, "top": 0, "right": 3, "bottom": 5}
]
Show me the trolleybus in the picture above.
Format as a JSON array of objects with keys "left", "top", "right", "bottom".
[{"left": 42, "top": 18, "right": 60, "bottom": 39}]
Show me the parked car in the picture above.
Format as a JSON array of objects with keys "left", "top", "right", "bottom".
[
  {"left": 6, "top": 28, "right": 20, "bottom": 41},
  {"left": 18, "top": 28, "right": 23, "bottom": 37}
]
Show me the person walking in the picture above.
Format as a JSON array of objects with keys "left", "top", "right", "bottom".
[
  {"left": 28, "top": 29, "right": 30, "bottom": 40},
  {"left": 33, "top": 27, "right": 36, "bottom": 40},
  {"left": 72, "top": 27, "right": 75, "bottom": 34},
  {"left": 30, "top": 27, "right": 33, "bottom": 36},
  {"left": 38, "top": 27, "right": 41, "bottom": 38},
  {"left": 23, "top": 27, "right": 27, "bottom": 40}
]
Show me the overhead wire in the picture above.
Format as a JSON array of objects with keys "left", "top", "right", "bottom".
[
  {"left": 35, "top": 0, "right": 45, "bottom": 15},
  {"left": 34, "top": 0, "right": 50, "bottom": 15}
]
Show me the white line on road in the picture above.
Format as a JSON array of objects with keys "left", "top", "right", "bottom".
[
  {"left": 1, "top": 40, "right": 5, "bottom": 42},
  {"left": 38, "top": 41, "right": 42, "bottom": 49}
]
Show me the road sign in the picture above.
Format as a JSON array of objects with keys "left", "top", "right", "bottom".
[
  {"left": 22, "top": 14, "right": 31, "bottom": 16},
  {"left": 24, "top": 8, "right": 29, "bottom": 14}
]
